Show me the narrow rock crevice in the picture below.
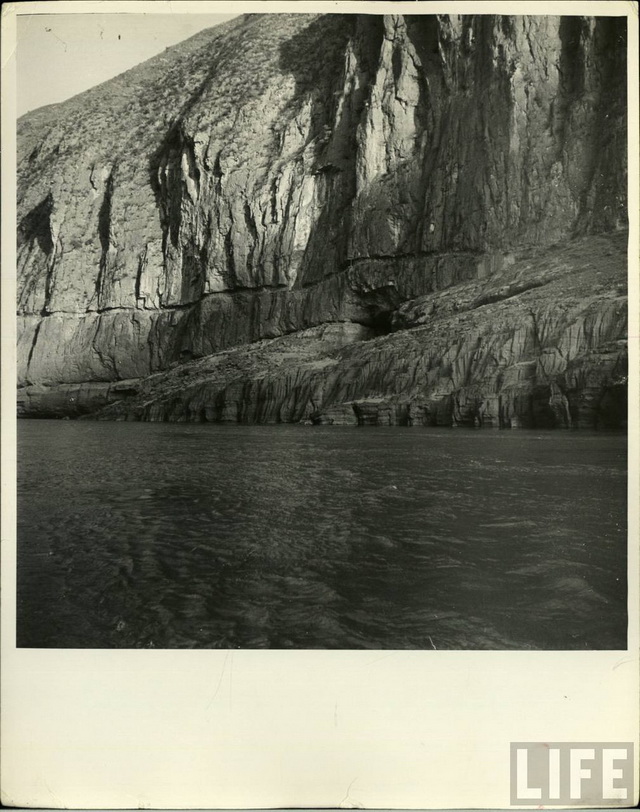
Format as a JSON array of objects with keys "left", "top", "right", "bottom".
[
  {"left": 25, "top": 319, "right": 43, "bottom": 381},
  {"left": 96, "top": 167, "right": 117, "bottom": 310},
  {"left": 41, "top": 237, "right": 61, "bottom": 316}
]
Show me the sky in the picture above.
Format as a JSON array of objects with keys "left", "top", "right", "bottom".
[{"left": 16, "top": 12, "right": 240, "bottom": 117}]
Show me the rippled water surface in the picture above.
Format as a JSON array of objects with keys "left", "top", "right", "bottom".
[{"left": 17, "top": 421, "right": 627, "bottom": 649}]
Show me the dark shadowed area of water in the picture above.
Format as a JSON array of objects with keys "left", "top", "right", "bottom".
[{"left": 17, "top": 421, "right": 627, "bottom": 649}]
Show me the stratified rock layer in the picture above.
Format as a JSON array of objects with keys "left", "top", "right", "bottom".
[
  {"left": 17, "top": 13, "right": 628, "bottom": 424},
  {"left": 19, "top": 232, "right": 627, "bottom": 429}
]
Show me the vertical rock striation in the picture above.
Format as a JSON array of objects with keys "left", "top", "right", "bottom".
[{"left": 16, "top": 13, "right": 627, "bottom": 425}]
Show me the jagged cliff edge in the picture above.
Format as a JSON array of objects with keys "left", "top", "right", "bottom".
[{"left": 17, "top": 13, "right": 628, "bottom": 427}]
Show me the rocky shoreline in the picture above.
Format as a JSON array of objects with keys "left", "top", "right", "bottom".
[{"left": 18, "top": 231, "right": 627, "bottom": 429}]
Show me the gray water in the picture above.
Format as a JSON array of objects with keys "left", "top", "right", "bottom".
[{"left": 17, "top": 421, "right": 627, "bottom": 649}]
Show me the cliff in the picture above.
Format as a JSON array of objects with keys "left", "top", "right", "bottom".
[{"left": 16, "top": 13, "right": 628, "bottom": 427}]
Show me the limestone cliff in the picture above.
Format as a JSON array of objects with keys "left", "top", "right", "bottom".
[{"left": 17, "top": 13, "right": 628, "bottom": 427}]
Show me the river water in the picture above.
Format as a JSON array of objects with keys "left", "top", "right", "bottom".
[{"left": 16, "top": 421, "right": 627, "bottom": 649}]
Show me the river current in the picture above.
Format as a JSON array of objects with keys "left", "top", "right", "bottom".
[{"left": 17, "top": 421, "right": 627, "bottom": 649}]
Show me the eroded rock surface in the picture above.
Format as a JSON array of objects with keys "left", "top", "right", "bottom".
[{"left": 17, "top": 13, "right": 627, "bottom": 425}]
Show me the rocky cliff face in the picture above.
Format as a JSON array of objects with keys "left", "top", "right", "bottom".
[{"left": 17, "top": 13, "right": 628, "bottom": 427}]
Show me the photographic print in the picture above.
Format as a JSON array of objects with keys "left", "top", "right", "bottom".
[{"left": 15, "top": 5, "right": 629, "bottom": 652}]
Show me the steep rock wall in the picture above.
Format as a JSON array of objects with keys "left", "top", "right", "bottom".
[
  {"left": 19, "top": 232, "right": 627, "bottom": 430},
  {"left": 16, "top": 13, "right": 627, "bottom": 420}
]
